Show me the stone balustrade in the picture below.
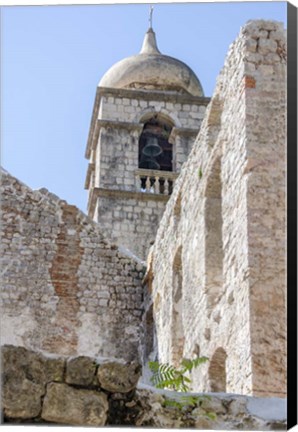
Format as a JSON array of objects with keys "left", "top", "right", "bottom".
[{"left": 135, "top": 169, "right": 179, "bottom": 195}]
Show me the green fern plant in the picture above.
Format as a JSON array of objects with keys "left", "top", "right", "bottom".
[
  {"left": 149, "top": 356, "right": 208, "bottom": 392},
  {"left": 149, "top": 357, "right": 216, "bottom": 420}
]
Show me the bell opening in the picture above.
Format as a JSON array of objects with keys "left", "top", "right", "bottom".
[{"left": 138, "top": 115, "right": 173, "bottom": 172}]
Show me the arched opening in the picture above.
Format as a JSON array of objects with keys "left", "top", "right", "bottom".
[
  {"left": 139, "top": 115, "right": 173, "bottom": 172},
  {"left": 209, "top": 347, "right": 227, "bottom": 392},
  {"left": 204, "top": 156, "right": 223, "bottom": 309},
  {"left": 143, "top": 303, "right": 155, "bottom": 360},
  {"left": 171, "top": 246, "right": 184, "bottom": 366}
]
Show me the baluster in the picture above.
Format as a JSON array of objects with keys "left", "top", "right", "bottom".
[
  {"left": 164, "top": 178, "right": 169, "bottom": 195},
  {"left": 146, "top": 176, "right": 151, "bottom": 192},
  {"left": 154, "top": 176, "right": 160, "bottom": 194},
  {"left": 135, "top": 174, "right": 140, "bottom": 191}
]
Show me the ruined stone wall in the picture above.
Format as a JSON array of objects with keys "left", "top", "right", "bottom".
[
  {"left": 2, "top": 345, "right": 286, "bottom": 429},
  {"left": 145, "top": 20, "right": 286, "bottom": 397},
  {"left": 1, "top": 170, "right": 145, "bottom": 361},
  {"left": 242, "top": 22, "right": 286, "bottom": 397}
]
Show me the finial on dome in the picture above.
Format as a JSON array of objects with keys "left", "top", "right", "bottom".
[
  {"left": 140, "top": 6, "right": 161, "bottom": 55},
  {"left": 149, "top": 5, "right": 154, "bottom": 29}
]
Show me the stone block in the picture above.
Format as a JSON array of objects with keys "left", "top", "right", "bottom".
[
  {"left": 2, "top": 345, "right": 65, "bottom": 419},
  {"left": 258, "top": 38, "right": 278, "bottom": 55},
  {"left": 97, "top": 361, "right": 141, "bottom": 393},
  {"left": 200, "top": 396, "right": 227, "bottom": 414},
  {"left": 41, "top": 382, "right": 108, "bottom": 426},
  {"left": 3, "top": 374, "right": 44, "bottom": 419},
  {"left": 228, "top": 397, "right": 248, "bottom": 415},
  {"left": 65, "top": 356, "right": 97, "bottom": 386}
]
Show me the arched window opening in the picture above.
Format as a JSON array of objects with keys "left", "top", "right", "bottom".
[
  {"left": 171, "top": 246, "right": 184, "bottom": 366},
  {"left": 139, "top": 115, "right": 173, "bottom": 172},
  {"left": 208, "top": 347, "right": 227, "bottom": 392},
  {"left": 144, "top": 304, "right": 155, "bottom": 360},
  {"left": 204, "top": 156, "right": 223, "bottom": 309}
]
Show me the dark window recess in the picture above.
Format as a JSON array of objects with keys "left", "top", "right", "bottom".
[{"left": 139, "top": 116, "right": 173, "bottom": 172}]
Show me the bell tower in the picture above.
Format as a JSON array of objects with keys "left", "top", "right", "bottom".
[{"left": 85, "top": 26, "right": 210, "bottom": 259}]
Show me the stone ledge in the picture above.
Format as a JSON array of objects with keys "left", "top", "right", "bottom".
[
  {"left": 87, "top": 187, "right": 170, "bottom": 219},
  {"left": 97, "top": 86, "right": 211, "bottom": 105}
]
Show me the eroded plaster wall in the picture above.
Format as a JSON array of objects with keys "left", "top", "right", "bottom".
[
  {"left": 145, "top": 20, "right": 286, "bottom": 397},
  {"left": 1, "top": 170, "right": 145, "bottom": 361}
]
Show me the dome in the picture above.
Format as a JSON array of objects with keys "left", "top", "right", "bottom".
[{"left": 99, "top": 28, "right": 204, "bottom": 97}]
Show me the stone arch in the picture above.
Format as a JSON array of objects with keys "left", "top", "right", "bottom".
[
  {"left": 208, "top": 347, "right": 227, "bottom": 392},
  {"left": 204, "top": 155, "right": 223, "bottom": 309},
  {"left": 143, "top": 303, "right": 155, "bottom": 360},
  {"left": 170, "top": 246, "right": 184, "bottom": 366},
  {"left": 137, "top": 108, "right": 181, "bottom": 128}
]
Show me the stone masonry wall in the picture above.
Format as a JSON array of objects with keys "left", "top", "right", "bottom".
[
  {"left": 2, "top": 345, "right": 286, "bottom": 429},
  {"left": 85, "top": 88, "right": 209, "bottom": 260},
  {"left": 243, "top": 21, "right": 286, "bottom": 397},
  {"left": 145, "top": 20, "right": 286, "bottom": 397},
  {"left": 86, "top": 88, "right": 209, "bottom": 194},
  {"left": 94, "top": 192, "right": 168, "bottom": 259},
  {"left": 1, "top": 169, "right": 145, "bottom": 361},
  {"left": 97, "top": 87, "right": 208, "bottom": 129}
]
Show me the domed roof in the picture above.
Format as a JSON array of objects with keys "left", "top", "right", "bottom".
[{"left": 99, "top": 28, "right": 204, "bottom": 97}]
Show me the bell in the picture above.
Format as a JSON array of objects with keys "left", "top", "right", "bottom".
[
  {"left": 139, "top": 157, "right": 160, "bottom": 170},
  {"left": 142, "top": 137, "right": 162, "bottom": 157}
]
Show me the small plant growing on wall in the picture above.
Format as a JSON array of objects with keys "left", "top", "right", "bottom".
[
  {"left": 149, "top": 357, "right": 208, "bottom": 392},
  {"left": 149, "top": 357, "right": 216, "bottom": 419}
]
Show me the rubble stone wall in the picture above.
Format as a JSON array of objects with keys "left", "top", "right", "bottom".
[
  {"left": 2, "top": 345, "right": 286, "bottom": 429},
  {"left": 146, "top": 20, "right": 286, "bottom": 397},
  {"left": 1, "top": 170, "right": 145, "bottom": 361}
]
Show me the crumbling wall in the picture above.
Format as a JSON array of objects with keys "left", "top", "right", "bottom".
[
  {"left": 2, "top": 345, "right": 286, "bottom": 429},
  {"left": 1, "top": 170, "right": 145, "bottom": 361},
  {"left": 145, "top": 20, "right": 286, "bottom": 397}
]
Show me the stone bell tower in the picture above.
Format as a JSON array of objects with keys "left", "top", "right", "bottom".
[{"left": 85, "top": 25, "right": 210, "bottom": 259}]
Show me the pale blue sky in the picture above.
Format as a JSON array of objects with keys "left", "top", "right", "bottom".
[{"left": 2, "top": 2, "right": 287, "bottom": 212}]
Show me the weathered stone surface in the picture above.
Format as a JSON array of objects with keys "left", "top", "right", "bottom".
[
  {"left": 1, "top": 347, "right": 287, "bottom": 428},
  {"left": 200, "top": 396, "right": 227, "bottom": 414},
  {"left": 228, "top": 396, "right": 248, "bottom": 415},
  {"left": 1, "top": 168, "right": 144, "bottom": 362},
  {"left": 66, "top": 356, "right": 97, "bottom": 386},
  {"left": 3, "top": 375, "right": 44, "bottom": 419},
  {"left": 145, "top": 19, "right": 286, "bottom": 398},
  {"left": 2, "top": 345, "right": 65, "bottom": 383},
  {"left": 41, "top": 382, "right": 108, "bottom": 426},
  {"left": 134, "top": 389, "right": 183, "bottom": 428},
  {"left": 2, "top": 345, "right": 65, "bottom": 419},
  {"left": 97, "top": 361, "right": 141, "bottom": 393}
]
